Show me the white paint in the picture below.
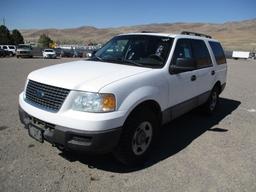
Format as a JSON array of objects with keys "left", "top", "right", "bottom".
[{"left": 20, "top": 33, "right": 227, "bottom": 132}]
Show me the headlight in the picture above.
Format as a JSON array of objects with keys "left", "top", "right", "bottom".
[{"left": 72, "top": 92, "right": 116, "bottom": 112}]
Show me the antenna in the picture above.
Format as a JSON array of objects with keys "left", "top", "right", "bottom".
[
  {"left": 3, "top": 17, "right": 6, "bottom": 26},
  {"left": 141, "top": 31, "right": 157, "bottom": 33}
]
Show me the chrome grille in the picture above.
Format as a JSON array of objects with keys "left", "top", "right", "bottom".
[{"left": 25, "top": 80, "right": 70, "bottom": 112}]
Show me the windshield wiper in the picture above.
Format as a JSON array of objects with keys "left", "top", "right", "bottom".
[{"left": 122, "top": 59, "right": 144, "bottom": 67}]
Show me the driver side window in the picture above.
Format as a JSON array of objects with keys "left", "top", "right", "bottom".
[{"left": 171, "top": 39, "right": 192, "bottom": 65}]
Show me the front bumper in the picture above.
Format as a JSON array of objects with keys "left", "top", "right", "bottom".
[
  {"left": 19, "top": 106, "right": 122, "bottom": 153},
  {"left": 44, "top": 54, "right": 56, "bottom": 58},
  {"left": 19, "top": 92, "right": 126, "bottom": 132},
  {"left": 17, "top": 51, "right": 32, "bottom": 57}
]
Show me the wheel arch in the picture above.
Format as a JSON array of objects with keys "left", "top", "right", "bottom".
[
  {"left": 124, "top": 100, "right": 162, "bottom": 127},
  {"left": 213, "top": 81, "right": 222, "bottom": 94}
]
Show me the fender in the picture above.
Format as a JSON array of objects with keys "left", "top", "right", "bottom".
[{"left": 118, "top": 85, "right": 168, "bottom": 121}]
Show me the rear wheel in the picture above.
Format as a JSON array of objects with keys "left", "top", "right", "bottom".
[
  {"left": 114, "top": 108, "right": 158, "bottom": 166},
  {"left": 202, "top": 86, "right": 220, "bottom": 114}
]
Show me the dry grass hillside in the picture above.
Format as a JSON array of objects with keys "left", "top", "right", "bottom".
[{"left": 21, "top": 19, "right": 256, "bottom": 51}]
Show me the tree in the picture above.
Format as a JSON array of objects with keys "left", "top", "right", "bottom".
[
  {"left": 0, "top": 25, "right": 12, "bottom": 44},
  {"left": 38, "top": 34, "right": 53, "bottom": 48},
  {"left": 11, "top": 29, "right": 24, "bottom": 45}
]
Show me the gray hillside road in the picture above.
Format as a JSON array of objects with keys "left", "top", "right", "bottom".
[{"left": 0, "top": 57, "right": 256, "bottom": 192}]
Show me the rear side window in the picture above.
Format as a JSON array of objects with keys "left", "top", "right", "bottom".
[
  {"left": 209, "top": 41, "right": 226, "bottom": 65},
  {"left": 191, "top": 40, "right": 212, "bottom": 68}
]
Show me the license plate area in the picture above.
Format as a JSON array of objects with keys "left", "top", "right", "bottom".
[{"left": 28, "top": 125, "right": 44, "bottom": 143}]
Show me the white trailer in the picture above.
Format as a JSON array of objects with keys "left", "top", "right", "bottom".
[{"left": 232, "top": 51, "right": 250, "bottom": 59}]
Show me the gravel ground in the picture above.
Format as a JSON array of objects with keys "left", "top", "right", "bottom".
[{"left": 0, "top": 57, "right": 256, "bottom": 192}]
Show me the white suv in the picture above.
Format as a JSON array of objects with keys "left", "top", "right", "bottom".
[
  {"left": 0, "top": 45, "right": 16, "bottom": 56},
  {"left": 19, "top": 31, "right": 227, "bottom": 165}
]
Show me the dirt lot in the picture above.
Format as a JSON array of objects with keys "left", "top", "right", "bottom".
[{"left": 0, "top": 58, "right": 256, "bottom": 192}]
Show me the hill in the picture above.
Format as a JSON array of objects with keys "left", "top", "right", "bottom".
[{"left": 20, "top": 19, "right": 256, "bottom": 51}]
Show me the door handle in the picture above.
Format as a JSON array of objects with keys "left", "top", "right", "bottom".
[
  {"left": 211, "top": 70, "right": 215, "bottom": 75},
  {"left": 191, "top": 75, "right": 196, "bottom": 81}
]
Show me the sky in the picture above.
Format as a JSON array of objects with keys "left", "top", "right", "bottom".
[{"left": 1, "top": 0, "right": 255, "bottom": 29}]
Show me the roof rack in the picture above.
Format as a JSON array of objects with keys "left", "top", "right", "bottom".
[
  {"left": 141, "top": 31, "right": 157, "bottom": 33},
  {"left": 180, "top": 31, "right": 212, "bottom": 39}
]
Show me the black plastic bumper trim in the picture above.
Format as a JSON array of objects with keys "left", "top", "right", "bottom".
[{"left": 19, "top": 105, "right": 122, "bottom": 154}]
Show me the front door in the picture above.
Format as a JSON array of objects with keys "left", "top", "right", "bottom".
[{"left": 167, "top": 38, "right": 199, "bottom": 119}]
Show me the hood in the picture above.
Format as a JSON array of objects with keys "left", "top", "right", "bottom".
[{"left": 28, "top": 60, "right": 151, "bottom": 92}]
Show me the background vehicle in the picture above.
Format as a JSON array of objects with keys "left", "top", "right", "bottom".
[
  {"left": 53, "top": 48, "right": 62, "bottom": 57},
  {"left": 0, "top": 48, "right": 8, "bottom": 57},
  {"left": 16, "top": 44, "right": 33, "bottom": 58},
  {"left": 42, "top": 49, "right": 57, "bottom": 59},
  {"left": 0, "top": 45, "right": 16, "bottom": 56},
  {"left": 60, "top": 49, "right": 74, "bottom": 57},
  {"left": 232, "top": 51, "right": 250, "bottom": 59},
  {"left": 19, "top": 32, "right": 227, "bottom": 165},
  {"left": 73, "top": 49, "right": 85, "bottom": 57}
]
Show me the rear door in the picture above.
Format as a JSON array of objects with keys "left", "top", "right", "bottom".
[
  {"left": 190, "top": 39, "right": 215, "bottom": 98},
  {"left": 208, "top": 41, "right": 227, "bottom": 86}
]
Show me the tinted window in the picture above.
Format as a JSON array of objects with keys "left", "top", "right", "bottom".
[
  {"left": 3, "top": 46, "right": 7, "bottom": 49},
  {"left": 209, "top": 41, "right": 226, "bottom": 64},
  {"left": 191, "top": 40, "right": 212, "bottom": 67},
  {"left": 171, "top": 39, "right": 193, "bottom": 65}
]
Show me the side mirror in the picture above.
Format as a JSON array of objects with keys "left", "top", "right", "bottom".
[{"left": 169, "top": 58, "right": 195, "bottom": 74}]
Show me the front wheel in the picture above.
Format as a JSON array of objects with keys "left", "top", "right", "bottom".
[{"left": 114, "top": 109, "right": 158, "bottom": 166}]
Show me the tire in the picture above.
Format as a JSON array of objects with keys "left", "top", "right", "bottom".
[
  {"left": 202, "top": 86, "right": 220, "bottom": 114},
  {"left": 114, "top": 108, "right": 158, "bottom": 166}
]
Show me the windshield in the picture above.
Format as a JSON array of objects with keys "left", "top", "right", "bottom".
[
  {"left": 18, "top": 45, "right": 32, "bottom": 49},
  {"left": 44, "top": 49, "right": 53, "bottom": 52},
  {"left": 93, "top": 35, "right": 173, "bottom": 68}
]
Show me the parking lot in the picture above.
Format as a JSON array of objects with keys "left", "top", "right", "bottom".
[{"left": 0, "top": 57, "right": 255, "bottom": 192}]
